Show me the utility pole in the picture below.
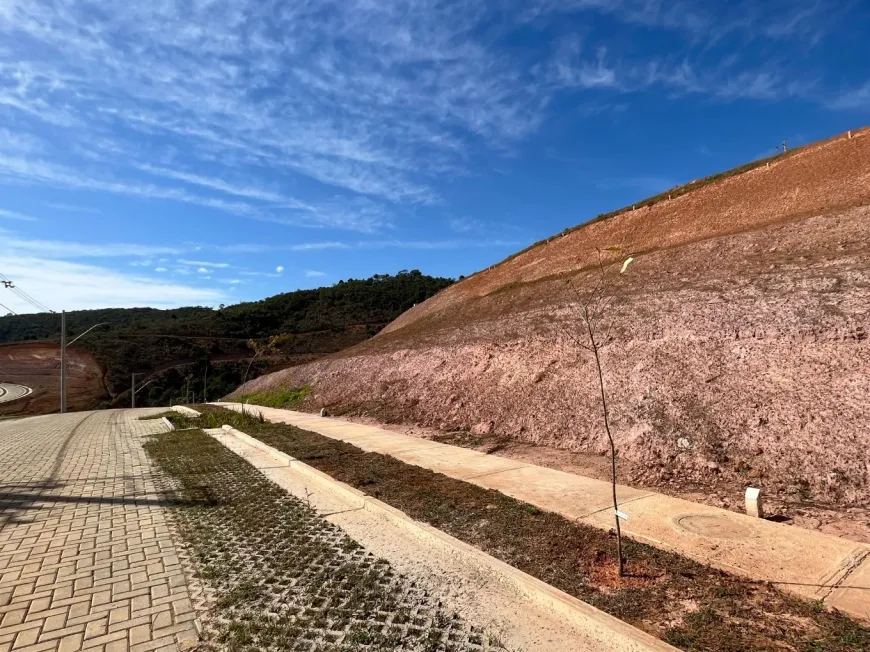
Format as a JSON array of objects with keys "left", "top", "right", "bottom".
[
  {"left": 185, "top": 377, "right": 191, "bottom": 405},
  {"left": 203, "top": 364, "right": 208, "bottom": 403},
  {"left": 60, "top": 316, "right": 107, "bottom": 414},
  {"left": 60, "top": 311, "right": 67, "bottom": 414},
  {"left": 131, "top": 372, "right": 144, "bottom": 409},
  {"left": 131, "top": 376, "right": 154, "bottom": 408}
]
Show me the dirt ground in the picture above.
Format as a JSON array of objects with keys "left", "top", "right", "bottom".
[
  {"left": 234, "top": 197, "right": 870, "bottom": 509},
  {"left": 233, "top": 128, "right": 870, "bottom": 511},
  {"left": 0, "top": 341, "right": 107, "bottom": 415}
]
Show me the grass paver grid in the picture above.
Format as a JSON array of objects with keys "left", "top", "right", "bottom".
[
  {"left": 163, "top": 406, "right": 870, "bottom": 652},
  {"left": 143, "top": 427, "right": 503, "bottom": 652}
]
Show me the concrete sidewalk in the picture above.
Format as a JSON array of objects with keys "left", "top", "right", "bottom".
[{"left": 214, "top": 402, "right": 870, "bottom": 622}]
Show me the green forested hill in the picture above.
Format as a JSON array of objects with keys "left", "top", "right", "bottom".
[{"left": 0, "top": 271, "right": 452, "bottom": 406}]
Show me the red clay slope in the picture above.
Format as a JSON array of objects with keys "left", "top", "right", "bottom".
[
  {"left": 0, "top": 341, "right": 108, "bottom": 415},
  {"left": 233, "top": 127, "right": 870, "bottom": 505},
  {"left": 388, "top": 127, "right": 870, "bottom": 332}
]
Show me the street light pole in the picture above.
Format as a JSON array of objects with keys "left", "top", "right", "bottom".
[
  {"left": 60, "top": 316, "right": 108, "bottom": 414},
  {"left": 132, "top": 377, "right": 155, "bottom": 408},
  {"left": 131, "top": 372, "right": 148, "bottom": 409},
  {"left": 60, "top": 311, "right": 66, "bottom": 414}
]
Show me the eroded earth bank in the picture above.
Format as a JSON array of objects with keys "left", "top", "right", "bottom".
[{"left": 232, "top": 129, "right": 870, "bottom": 516}]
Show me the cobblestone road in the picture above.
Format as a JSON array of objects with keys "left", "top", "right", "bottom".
[{"left": 0, "top": 411, "right": 197, "bottom": 652}]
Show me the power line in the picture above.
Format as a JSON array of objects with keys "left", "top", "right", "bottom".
[
  {"left": 0, "top": 301, "right": 16, "bottom": 315},
  {"left": 0, "top": 273, "right": 52, "bottom": 312},
  {"left": 10, "top": 285, "right": 50, "bottom": 313},
  {"left": 0, "top": 272, "right": 54, "bottom": 313}
]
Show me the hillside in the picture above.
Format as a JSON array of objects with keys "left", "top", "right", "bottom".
[
  {"left": 0, "top": 271, "right": 453, "bottom": 411},
  {"left": 233, "top": 127, "right": 870, "bottom": 507}
]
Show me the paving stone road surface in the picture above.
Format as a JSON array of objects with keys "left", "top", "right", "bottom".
[{"left": 0, "top": 411, "right": 197, "bottom": 652}]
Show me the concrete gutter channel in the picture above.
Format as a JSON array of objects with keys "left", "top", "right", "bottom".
[
  {"left": 211, "top": 402, "right": 870, "bottom": 624},
  {"left": 204, "top": 421, "right": 678, "bottom": 652}
]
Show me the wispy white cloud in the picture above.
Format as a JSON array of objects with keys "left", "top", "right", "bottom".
[
  {"left": 304, "top": 270, "right": 326, "bottom": 278},
  {"left": 358, "top": 239, "right": 523, "bottom": 250},
  {"left": 0, "top": 255, "right": 227, "bottom": 312},
  {"left": 529, "top": 0, "right": 841, "bottom": 45},
  {"left": 0, "top": 208, "right": 38, "bottom": 221},
  {"left": 0, "top": 0, "right": 859, "bottom": 243},
  {"left": 2, "top": 235, "right": 182, "bottom": 258},
  {"left": 0, "top": 0, "right": 552, "bottom": 230},
  {"left": 239, "top": 270, "right": 282, "bottom": 278},
  {"left": 177, "top": 259, "right": 231, "bottom": 269},
  {"left": 828, "top": 81, "right": 870, "bottom": 110},
  {"left": 215, "top": 239, "right": 521, "bottom": 254},
  {"left": 133, "top": 163, "right": 314, "bottom": 210},
  {"left": 548, "top": 44, "right": 810, "bottom": 103},
  {"left": 449, "top": 218, "right": 487, "bottom": 234},
  {"left": 43, "top": 202, "right": 101, "bottom": 214},
  {"left": 0, "top": 154, "right": 299, "bottom": 226},
  {"left": 217, "top": 241, "right": 350, "bottom": 254}
]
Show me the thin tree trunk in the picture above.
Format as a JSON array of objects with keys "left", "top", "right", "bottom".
[
  {"left": 242, "top": 351, "right": 261, "bottom": 385},
  {"left": 586, "top": 307, "right": 624, "bottom": 576}
]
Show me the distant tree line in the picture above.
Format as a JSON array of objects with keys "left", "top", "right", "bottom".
[{"left": 0, "top": 271, "right": 453, "bottom": 407}]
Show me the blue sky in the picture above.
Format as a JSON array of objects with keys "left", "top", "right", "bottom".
[{"left": 1, "top": 0, "right": 868, "bottom": 313}]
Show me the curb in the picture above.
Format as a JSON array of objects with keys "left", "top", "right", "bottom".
[
  {"left": 172, "top": 405, "right": 201, "bottom": 417},
  {"left": 221, "top": 425, "right": 369, "bottom": 507},
  {"left": 216, "top": 425, "right": 678, "bottom": 652},
  {"left": 161, "top": 416, "right": 175, "bottom": 431}
]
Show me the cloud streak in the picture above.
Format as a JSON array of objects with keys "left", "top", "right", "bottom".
[
  {"left": 0, "top": 0, "right": 863, "bottom": 240},
  {"left": 3, "top": 235, "right": 183, "bottom": 258},
  {"left": 0, "top": 208, "right": 38, "bottom": 221},
  {"left": 214, "top": 239, "right": 523, "bottom": 254},
  {"left": 1, "top": 255, "right": 227, "bottom": 312}
]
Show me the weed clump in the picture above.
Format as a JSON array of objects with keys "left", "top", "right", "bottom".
[{"left": 236, "top": 384, "right": 312, "bottom": 409}]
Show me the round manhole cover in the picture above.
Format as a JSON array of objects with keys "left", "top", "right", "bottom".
[{"left": 675, "top": 514, "right": 754, "bottom": 540}]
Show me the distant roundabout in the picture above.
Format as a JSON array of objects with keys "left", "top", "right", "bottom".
[{"left": 0, "top": 383, "right": 32, "bottom": 404}]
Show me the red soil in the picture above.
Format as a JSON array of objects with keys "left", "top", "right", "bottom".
[
  {"left": 233, "top": 127, "right": 870, "bottom": 509},
  {"left": 0, "top": 341, "right": 108, "bottom": 415}
]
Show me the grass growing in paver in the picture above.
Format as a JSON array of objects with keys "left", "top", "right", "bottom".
[
  {"left": 157, "top": 406, "right": 870, "bottom": 652},
  {"left": 143, "top": 426, "right": 501, "bottom": 652}
]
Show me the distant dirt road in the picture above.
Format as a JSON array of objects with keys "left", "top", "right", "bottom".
[
  {"left": 0, "top": 341, "right": 107, "bottom": 415},
  {"left": 0, "top": 382, "right": 31, "bottom": 403}
]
